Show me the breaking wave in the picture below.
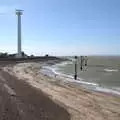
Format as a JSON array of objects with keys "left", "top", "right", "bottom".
[{"left": 40, "top": 62, "right": 120, "bottom": 96}]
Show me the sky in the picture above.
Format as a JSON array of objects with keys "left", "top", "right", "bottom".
[{"left": 0, "top": 0, "right": 120, "bottom": 56}]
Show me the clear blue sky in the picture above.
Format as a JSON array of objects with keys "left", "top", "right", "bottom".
[{"left": 0, "top": 0, "right": 120, "bottom": 56}]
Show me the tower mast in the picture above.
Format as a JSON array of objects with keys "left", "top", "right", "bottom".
[{"left": 16, "top": 10, "right": 23, "bottom": 58}]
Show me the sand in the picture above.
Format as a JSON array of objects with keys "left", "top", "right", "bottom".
[
  {"left": 0, "top": 70, "right": 70, "bottom": 120},
  {"left": 3, "top": 62, "right": 120, "bottom": 120}
]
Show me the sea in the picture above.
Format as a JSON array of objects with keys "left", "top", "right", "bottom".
[{"left": 41, "top": 56, "right": 120, "bottom": 96}]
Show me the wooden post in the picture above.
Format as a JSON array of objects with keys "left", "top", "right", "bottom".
[
  {"left": 80, "top": 56, "right": 83, "bottom": 71},
  {"left": 85, "top": 56, "right": 87, "bottom": 66},
  {"left": 74, "top": 56, "right": 77, "bottom": 80}
]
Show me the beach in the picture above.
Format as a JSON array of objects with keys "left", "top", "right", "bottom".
[
  {"left": 0, "top": 61, "right": 70, "bottom": 120},
  {"left": 3, "top": 61, "right": 120, "bottom": 120},
  {"left": 54, "top": 56, "right": 120, "bottom": 93}
]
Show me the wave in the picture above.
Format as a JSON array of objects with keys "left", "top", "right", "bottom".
[
  {"left": 40, "top": 62, "right": 120, "bottom": 96},
  {"left": 104, "top": 69, "right": 119, "bottom": 72},
  {"left": 55, "top": 61, "right": 73, "bottom": 67},
  {"left": 95, "top": 87, "right": 120, "bottom": 96}
]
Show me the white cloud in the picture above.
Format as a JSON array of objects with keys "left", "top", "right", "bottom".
[{"left": 0, "top": 45, "right": 17, "bottom": 54}]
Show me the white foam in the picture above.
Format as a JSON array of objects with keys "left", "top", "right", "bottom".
[
  {"left": 41, "top": 65, "right": 98, "bottom": 87},
  {"left": 41, "top": 62, "right": 120, "bottom": 96},
  {"left": 95, "top": 87, "right": 120, "bottom": 96},
  {"left": 57, "top": 72, "right": 98, "bottom": 86},
  {"left": 104, "top": 69, "right": 119, "bottom": 72},
  {"left": 55, "top": 61, "right": 73, "bottom": 67}
]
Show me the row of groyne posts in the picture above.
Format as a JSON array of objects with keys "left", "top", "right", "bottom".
[{"left": 74, "top": 56, "right": 88, "bottom": 80}]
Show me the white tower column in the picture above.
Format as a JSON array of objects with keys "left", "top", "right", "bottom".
[{"left": 16, "top": 10, "right": 23, "bottom": 58}]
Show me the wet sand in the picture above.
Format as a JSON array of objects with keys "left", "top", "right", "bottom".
[{"left": 3, "top": 62, "right": 120, "bottom": 120}]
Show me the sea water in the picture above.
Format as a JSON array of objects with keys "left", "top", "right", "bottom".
[{"left": 41, "top": 56, "right": 120, "bottom": 95}]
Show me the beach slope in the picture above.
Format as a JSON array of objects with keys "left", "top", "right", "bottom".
[
  {"left": 0, "top": 65, "right": 70, "bottom": 120},
  {"left": 3, "top": 62, "right": 120, "bottom": 120}
]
